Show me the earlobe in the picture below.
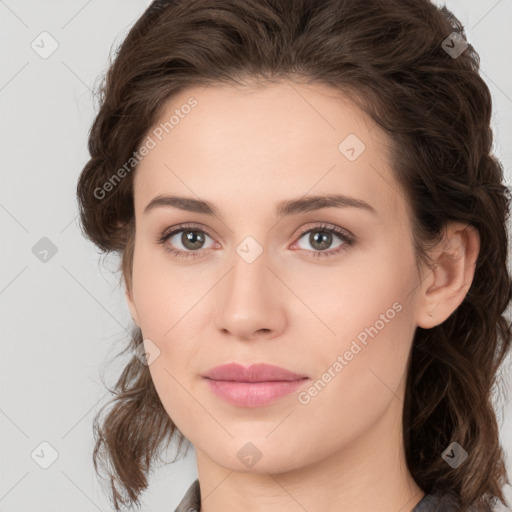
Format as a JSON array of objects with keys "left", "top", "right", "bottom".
[{"left": 416, "top": 222, "right": 480, "bottom": 329}]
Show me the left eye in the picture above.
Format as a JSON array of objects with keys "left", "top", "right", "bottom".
[
  {"left": 294, "top": 226, "right": 352, "bottom": 254},
  {"left": 289, "top": 223, "right": 356, "bottom": 259}
]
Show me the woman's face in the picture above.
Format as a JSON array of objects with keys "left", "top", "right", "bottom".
[{"left": 126, "top": 81, "right": 426, "bottom": 474}]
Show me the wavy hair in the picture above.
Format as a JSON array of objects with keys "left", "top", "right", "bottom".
[{"left": 76, "top": 0, "right": 512, "bottom": 510}]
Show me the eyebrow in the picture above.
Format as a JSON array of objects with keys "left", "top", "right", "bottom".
[{"left": 143, "top": 193, "right": 377, "bottom": 218}]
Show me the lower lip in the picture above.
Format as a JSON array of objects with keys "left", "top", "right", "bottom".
[{"left": 204, "top": 378, "right": 309, "bottom": 407}]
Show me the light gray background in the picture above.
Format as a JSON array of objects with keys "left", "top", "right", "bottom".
[{"left": 1, "top": 1, "right": 511, "bottom": 511}]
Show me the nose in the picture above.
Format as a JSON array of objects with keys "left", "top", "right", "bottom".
[{"left": 214, "top": 245, "right": 287, "bottom": 341}]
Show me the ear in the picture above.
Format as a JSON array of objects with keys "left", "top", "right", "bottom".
[
  {"left": 416, "top": 222, "right": 480, "bottom": 329},
  {"left": 125, "top": 286, "right": 140, "bottom": 327}
]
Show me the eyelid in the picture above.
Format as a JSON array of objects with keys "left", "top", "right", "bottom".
[
  {"left": 159, "top": 222, "right": 215, "bottom": 240},
  {"left": 159, "top": 221, "right": 354, "bottom": 243},
  {"left": 158, "top": 221, "right": 356, "bottom": 259},
  {"left": 294, "top": 221, "right": 354, "bottom": 240},
  {"left": 159, "top": 222, "right": 219, "bottom": 251}
]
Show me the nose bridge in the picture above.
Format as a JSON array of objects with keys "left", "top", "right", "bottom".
[
  {"left": 213, "top": 232, "right": 287, "bottom": 338},
  {"left": 226, "top": 234, "right": 273, "bottom": 302}
]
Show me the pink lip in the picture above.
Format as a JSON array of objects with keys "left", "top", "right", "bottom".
[
  {"left": 202, "top": 363, "right": 309, "bottom": 407},
  {"left": 203, "top": 363, "right": 307, "bottom": 382}
]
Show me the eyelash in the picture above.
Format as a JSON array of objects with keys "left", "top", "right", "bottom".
[{"left": 157, "top": 222, "right": 356, "bottom": 260}]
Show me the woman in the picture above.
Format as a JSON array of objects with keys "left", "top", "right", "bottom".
[{"left": 76, "top": 0, "right": 512, "bottom": 510}]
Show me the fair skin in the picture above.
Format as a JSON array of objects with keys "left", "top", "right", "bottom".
[{"left": 125, "top": 81, "right": 480, "bottom": 512}]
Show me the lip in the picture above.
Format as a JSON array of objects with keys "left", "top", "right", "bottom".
[
  {"left": 202, "top": 363, "right": 308, "bottom": 382},
  {"left": 202, "top": 363, "right": 309, "bottom": 407}
]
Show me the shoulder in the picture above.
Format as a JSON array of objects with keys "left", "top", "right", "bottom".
[
  {"left": 171, "top": 481, "right": 511, "bottom": 512},
  {"left": 413, "top": 488, "right": 460, "bottom": 512},
  {"left": 172, "top": 479, "right": 201, "bottom": 512},
  {"left": 412, "top": 488, "right": 509, "bottom": 512}
]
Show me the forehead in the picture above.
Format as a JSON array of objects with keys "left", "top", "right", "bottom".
[{"left": 133, "top": 81, "right": 407, "bottom": 224}]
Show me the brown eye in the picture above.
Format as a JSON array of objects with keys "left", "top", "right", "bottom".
[
  {"left": 305, "top": 230, "right": 335, "bottom": 251},
  {"left": 293, "top": 224, "right": 354, "bottom": 258},
  {"left": 178, "top": 229, "right": 207, "bottom": 250},
  {"left": 157, "top": 223, "right": 218, "bottom": 259}
]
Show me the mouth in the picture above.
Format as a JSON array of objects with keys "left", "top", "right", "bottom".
[
  {"left": 202, "top": 363, "right": 309, "bottom": 407},
  {"left": 203, "top": 378, "right": 309, "bottom": 407},
  {"left": 202, "top": 362, "right": 308, "bottom": 382}
]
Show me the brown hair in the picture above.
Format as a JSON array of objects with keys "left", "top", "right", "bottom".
[{"left": 76, "top": 0, "right": 512, "bottom": 510}]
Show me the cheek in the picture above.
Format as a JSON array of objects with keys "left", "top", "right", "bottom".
[
  {"left": 128, "top": 239, "right": 418, "bottom": 466},
  {"left": 131, "top": 244, "right": 195, "bottom": 334},
  {"left": 311, "top": 248, "right": 417, "bottom": 395},
  {"left": 131, "top": 249, "right": 201, "bottom": 427},
  {"left": 130, "top": 246, "right": 207, "bottom": 392},
  {"left": 133, "top": 231, "right": 416, "bottom": 365},
  {"left": 305, "top": 245, "right": 413, "bottom": 341},
  {"left": 293, "top": 278, "right": 415, "bottom": 449}
]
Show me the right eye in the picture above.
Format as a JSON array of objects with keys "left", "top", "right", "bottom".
[{"left": 157, "top": 223, "right": 218, "bottom": 259}]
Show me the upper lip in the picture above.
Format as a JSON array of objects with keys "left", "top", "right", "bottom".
[{"left": 203, "top": 363, "right": 308, "bottom": 382}]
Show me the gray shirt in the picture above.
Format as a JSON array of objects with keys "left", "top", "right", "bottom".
[{"left": 172, "top": 479, "right": 471, "bottom": 511}]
